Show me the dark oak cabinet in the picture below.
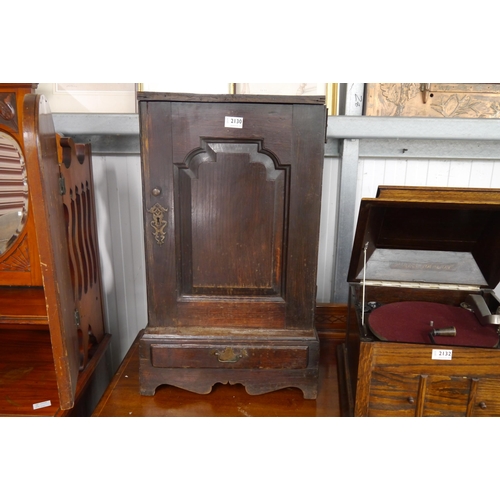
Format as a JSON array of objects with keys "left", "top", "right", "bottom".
[{"left": 137, "top": 92, "right": 327, "bottom": 398}]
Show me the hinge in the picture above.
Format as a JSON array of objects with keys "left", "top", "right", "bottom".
[
  {"left": 59, "top": 175, "right": 66, "bottom": 195},
  {"left": 363, "top": 280, "right": 481, "bottom": 291},
  {"left": 74, "top": 309, "right": 80, "bottom": 327},
  {"left": 420, "top": 83, "right": 431, "bottom": 103}
]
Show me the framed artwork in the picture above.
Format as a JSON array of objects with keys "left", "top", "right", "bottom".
[
  {"left": 36, "top": 83, "right": 137, "bottom": 113},
  {"left": 137, "top": 83, "right": 230, "bottom": 94},
  {"left": 37, "top": 83, "right": 339, "bottom": 114},
  {"left": 365, "top": 83, "right": 500, "bottom": 118},
  {"left": 231, "top": 83, "right": 338, "bottom": 115}
]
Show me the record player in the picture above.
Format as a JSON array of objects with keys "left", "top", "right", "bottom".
[{"left": 338, "top": 186, "right": 500, "bottom": 417}]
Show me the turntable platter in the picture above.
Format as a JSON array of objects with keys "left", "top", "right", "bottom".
[{"left": 367, "top": 301, "right": 499, "bottom": 348}]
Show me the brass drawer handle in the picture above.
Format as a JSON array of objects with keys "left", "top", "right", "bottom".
[
  {"left": 408, "top": 396, "right": 415, "bottom": 404},
  {"left": 214, "top": 347, "right": 247, "bottom": 363},
  {"left": 479, "top": 401, "right": 487, "bottom": 409}
]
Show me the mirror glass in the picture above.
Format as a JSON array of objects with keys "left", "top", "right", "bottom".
[{"left": 0, "top": 131, "right": 28, "bottom": 256}]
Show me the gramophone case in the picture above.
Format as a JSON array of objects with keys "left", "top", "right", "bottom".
[
  {"left": 338, "top": 186, "right": 500, "bottom": 417},
  {"left": 137, "top": 92, "right": 327, "bottom": 399}
]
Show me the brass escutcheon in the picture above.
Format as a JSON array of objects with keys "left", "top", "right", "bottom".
[{"left": 147, "top": 202, "right": 168, "bottom": 245}]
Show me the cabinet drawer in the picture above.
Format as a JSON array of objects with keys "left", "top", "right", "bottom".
[
  {"left": 151, "top": 344, "right": 309, "bottom": 370},
  {"left": 368, "top": 370, "right": 421, "bottom": 416},
  {"left": 367, "top": 370, "right": 471, "bottom": 417},
  {"left": 473, "top": 379, "right": 500, "bottom": 416},
  {"left": 423, "top": 376, "right": 470, "bottom": 417}
]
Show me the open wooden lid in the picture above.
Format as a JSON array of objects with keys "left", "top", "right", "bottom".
[{"left": 347, "top": 186, "right": 500, "bottom": 289}]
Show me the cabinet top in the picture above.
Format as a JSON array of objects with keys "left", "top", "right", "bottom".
[{"left": 137, "top": 91, "right": 326, "bottom": 105}]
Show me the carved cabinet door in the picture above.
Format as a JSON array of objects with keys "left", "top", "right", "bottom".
[
  {"left": 139, "top": 96, "right": 326, "bottom": 332},
  {"left": 23, "top": 94, "right": 80, "bottom": 410}
]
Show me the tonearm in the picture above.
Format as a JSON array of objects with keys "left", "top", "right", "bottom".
[{"left": 463, "top": 294, "right": 500, "bottom": 327}]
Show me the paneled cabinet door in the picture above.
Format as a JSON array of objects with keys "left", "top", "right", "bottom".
[{"left": 140, "top": 99, "right": 325, "bottom": 331}]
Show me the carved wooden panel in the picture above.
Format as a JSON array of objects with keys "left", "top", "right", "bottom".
[
  {"left": 0, "top": 234, "right": 30, "bottom": 272},
  {"left": 0, "top": 84, "right": 41, "bottom": 286},
  {"left": 58, "top": 136, "right": 105, "bottom": 368},
  {"left": 176, "top": 141, "right": 288, "bottom": 297},
  {"left": 365, "top": 83, "right": 500, "bottom": 118},
  {"left": 23, "top": 93, "right": 81, "bottom": 409},
  {"left": 0, "top": 92, "right": 19, "bottom": 132}
]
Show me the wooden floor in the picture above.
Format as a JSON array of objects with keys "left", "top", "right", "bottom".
[
  {"left": 93, "top": 334, "right": 343, "bottom": 417},
  {"left": 0, "top": 328, "right": 112, "bottom": 416},
  {"left": 0, "top": 328, "right": 63, "bottom": 416}
]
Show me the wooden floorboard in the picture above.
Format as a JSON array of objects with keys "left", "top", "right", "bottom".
[{"left": 0, "top": 329, "right": 61, "bottom": 416}]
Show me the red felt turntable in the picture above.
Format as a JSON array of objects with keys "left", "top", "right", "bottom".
[
  {"left": 368, "top": 300, "right": 499, "bottom": 348},
  {"left": 338, "top": 186, "right": 500, "bottom": 417}
]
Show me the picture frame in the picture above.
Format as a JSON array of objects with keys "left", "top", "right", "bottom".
[
  {"left": 39, "top": 83, "right": 339, "bottom": 114},
  {"left": 137, "top": 83, "right": 230, "bottom": 95},
  {"left": 364, "top": 83, "right": 500, "bottom": 118},
  {"left": 230, "top": 83, "right": 338, "bottom": 115},
  {"left": 36, "top": 83, "right": 137, "bottom": 113}
]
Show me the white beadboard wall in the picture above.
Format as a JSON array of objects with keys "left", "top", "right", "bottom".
[
  {"left": 355, "top": 158, "right": 500, "bottom": 233},
  {"left": 92, "top": 154, "right": 500, "bottom": 370},
  {"left": 316, "top": 157, "right": 340, "bottom": 302},
  {"left": 92, "top": 154, "right": 148, "bottom": 371}
]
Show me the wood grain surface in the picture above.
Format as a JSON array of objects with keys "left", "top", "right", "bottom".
[{"left": 93, "top": 335, "right": 342, "bottom": 417}]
